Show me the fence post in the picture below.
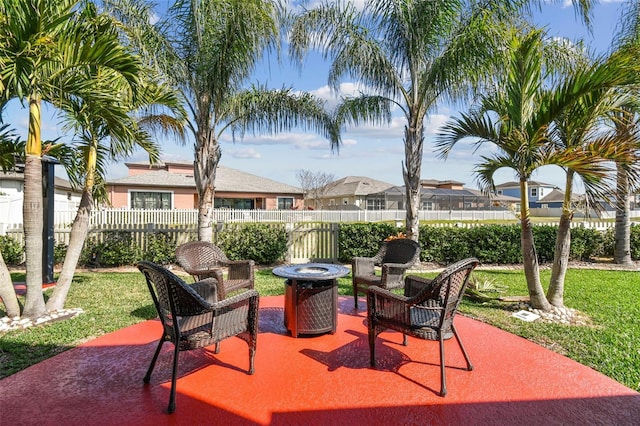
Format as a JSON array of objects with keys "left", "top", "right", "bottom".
[{"left": 285, "top": 223, "right": 294, "bottom": 264}]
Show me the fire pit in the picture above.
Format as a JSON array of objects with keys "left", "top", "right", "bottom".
[{"left": 272, "top": 263, "right": 350, "bottom": 337}]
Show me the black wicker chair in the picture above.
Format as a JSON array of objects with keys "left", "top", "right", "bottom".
[
  {"left": 367, "top": 257, "right": 479, "bottom": 397},
  {"left": 137, "top": 261, "right": 259, "bottom": 413},
  {"left": 176, "top": 241, "right": 255, "bottom": 300},
  {"left": 352, "top": 238, "right": 420, "bottom": 309}
]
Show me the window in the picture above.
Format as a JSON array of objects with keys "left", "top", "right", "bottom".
[
  {"left": 366, "top": 198, "right": 385, "bottom": 210},
  {"left": 531, "top": 187, "right": 538, "bottom": 197},
  {"left": 421, "top": 201, "right": 434, "bottom": 210},
  {"left": 215, "top": 198, "right": 254, "bottom": 209},
  {"left": 277, "top": 197, "right": 294, "bottom": 210},
  {"left": 497, "top": 190, "right": 503, "bottom": 195},
  {"left": 130, "top": 191, "right": 172, "bottom": 209},
  {"left": 343, "top": 198, "right": 349, "bottom": 205}
]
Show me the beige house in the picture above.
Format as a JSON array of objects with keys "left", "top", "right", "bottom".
[
  {"left": 106, "top": 161, "right": 304, "bottom": 210},
  {"left": 308, "top": 176, "right": 395, "bottom": 210}
]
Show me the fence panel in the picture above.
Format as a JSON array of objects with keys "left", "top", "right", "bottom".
[{"left": 286, "top": 222, "right": 339, "bottom": 264}]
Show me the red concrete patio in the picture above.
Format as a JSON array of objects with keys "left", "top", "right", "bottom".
[{"left": 1, "top": 295, "right": 638, "bottom": 425}]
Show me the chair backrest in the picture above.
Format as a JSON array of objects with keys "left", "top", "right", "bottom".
[
  {"left": 379, "top": 238, "right": 421, "bottom": 265},
  {"left": 137, "top": 261, "right": 210, "bottom": 340},
  {"left": 413, "top": 257, "right": 479, "bottom": 329},
  {"left": 176, "top": 241, "right": 230, "bottom": 271}
]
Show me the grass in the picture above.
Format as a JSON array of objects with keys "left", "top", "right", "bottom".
[{"left": 1, "top": 267, "right": 638, "bottom": 392}]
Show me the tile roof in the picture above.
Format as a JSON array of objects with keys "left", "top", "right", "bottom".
[
  {"left": 321, "top": 176, "right": 395, "bottom": 197},
  {"left": 107, "top": 165, "right": 303, "bottom": 194}
]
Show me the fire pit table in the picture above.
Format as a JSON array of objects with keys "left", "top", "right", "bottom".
[{"left": 272, "top": 263, "right": 350, "bottom": 337}]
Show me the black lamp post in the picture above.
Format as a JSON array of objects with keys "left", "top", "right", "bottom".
[{"left": 42, "top": 156, "right": 59, "bottom": 284}]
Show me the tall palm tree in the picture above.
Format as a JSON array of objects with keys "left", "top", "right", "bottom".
[
  {"left": 0, "top": 0, "right": 142, "bottom": 318},
  {"left": 45, "top": 67, "right": 186, "bottom": 311},
  {"left": 437, "top": 28, "right": 639, "bottom": 309},
  {"left": 289, "top": 0, "right": 522, "bottom": 241},
  {"left": 609, "top": 1, "right": 640, "bottom": 266},
  {"left": 105, "top": 0, "right": 339, "bottom": 243},
  {"left": 288, "top": 0, "right": 595, "bottom": 242}
]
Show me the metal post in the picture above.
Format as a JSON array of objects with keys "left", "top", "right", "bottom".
[{"left": 42, "top": 156, "right": 59, "bottom": 284}]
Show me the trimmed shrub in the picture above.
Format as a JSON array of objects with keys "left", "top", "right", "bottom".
[
  {"left": 0, "top": 235, "right": 24, "bottom": 265},
  {"left": 81, "top": 231, "right": 141, "bottom": 267},
  {"left": 217, "top": 223, "right": 288, "bottom": 264},
  {"left": 144, "top": 232, "right": 177, "bottom": 265},
  {"left": 338, "top": 222, "right": 398, "bottom": 262}
]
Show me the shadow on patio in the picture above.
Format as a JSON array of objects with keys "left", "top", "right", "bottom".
[{"left": 1, "top": 296, "right": 638, "bottom": 425}]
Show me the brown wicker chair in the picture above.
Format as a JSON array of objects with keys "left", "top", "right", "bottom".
[
  {"left": 367, "top": 257, "right": 479, "bottom": 397},
  {"left": 352, "top": 238, "right": 420, "bottom": 309},
  {"left": 175, "top": 241, "right": 255, "bottom": 300},
  {"left": 137, "top": 261, "right": 259, "bottom": 414}
]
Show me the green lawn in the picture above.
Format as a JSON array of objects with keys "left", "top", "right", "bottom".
[{"left": 1, "top": 268, "right": 638, "bottom": 392}]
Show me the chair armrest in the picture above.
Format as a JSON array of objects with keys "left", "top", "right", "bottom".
[
  {"left": 352, "top": 257, "right": 375, "bottom": 276},
  {"left": 367, "top": 286, "right": 411, "bottom": 323},
  {"left": 404, "top": 275, "right": 438, "bottom": 300},
  {"left": 207, "top": 288, "right": 259, "bottom": 311}
]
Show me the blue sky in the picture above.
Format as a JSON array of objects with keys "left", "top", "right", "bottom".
[{"left": 1, "top": 1, "right": 630, "bottom": 191}]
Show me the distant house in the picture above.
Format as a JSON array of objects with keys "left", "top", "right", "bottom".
[
  {"left": 495, "top": 181, "right": 558, "bottom": 208},
  {"left": 106, "top": 161, "right": 304, "bottom": 210},
  {"left": 312, "top": 177, "right": 518, "bottom": 211},
  {"left": 0, "top": 164, "right": 83, "bottom": 228},
  {"left": 309, "top": 176, "right": 395, "bottom": 210}
]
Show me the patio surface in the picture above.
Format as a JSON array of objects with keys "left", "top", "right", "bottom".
[{"left": 1, "top": 295, "right": 638, "bottom": 425}]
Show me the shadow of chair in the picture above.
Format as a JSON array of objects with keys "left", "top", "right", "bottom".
[
  {"left": 137, "top": 261, "right": 259, "bottom": 413},
  {"left": 352, "top": 238, "right": 421, "bottom": 309},
  {"left": 367, "top": 257, "right": 479, "bottom": 397},
  {"left": 176, "top": 241, "right": 255, "bottom": 300}
]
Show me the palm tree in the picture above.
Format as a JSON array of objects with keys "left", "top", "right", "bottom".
[
  {"left": 609, "top": 1, "right": 640, "bottom": 266},
  {"left": 289, "top": 0, "right": 522, "bottom": 241},
  {"left": 437, "top": 28, "right": 639, "bottom": 309},
  {"left": 45, "top": 67, "right": 186, "bottom": 311},
  {"left": 0, "top": 0, "right": 143, "bottom": 319},
  {"left": 105, "top": 0, "right": 339, "bottom": 243},
  {"left": 288, "top": 0, "right": 596, "bottom": 242}
]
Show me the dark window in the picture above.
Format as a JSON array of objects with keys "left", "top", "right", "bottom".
[
  {"left": 278, "top": 197, "right": 294, "bottom": 209},
  {"left": 130, "top": 191, "right": 172, "bottom": 209},
  {"left": 214, "top": 198, "right": 255, "bottom": 209}
]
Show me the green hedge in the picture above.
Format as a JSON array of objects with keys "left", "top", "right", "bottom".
[
  {"left": 1, "top": 223, "right": 638, "bottom": 267},
  {"left": 217, "top": 223, "right": 288, "bottom": 265},
  {"left": 338, "top": 222, "right": 639, "bottom": 265}
]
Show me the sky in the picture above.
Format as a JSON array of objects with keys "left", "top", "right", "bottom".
[{"left": 1, "top": 0, "right": 632, "bottom": 192}]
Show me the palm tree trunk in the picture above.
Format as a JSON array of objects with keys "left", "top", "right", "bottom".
[
  {"left": 402, "top": 120, "right": 424, "bottom": 242},
  {"left": 547, "top": 171, "right": 575, "bottom": 307},
  {"left": 520, "top": 179, "right": 550, "bottom": 310},
  {"left": 614, "top": 164, "right": 632, "bottom": 265},
  {"left": 46, "top": 191, "right": 92, "bottom": 310},
  {"left": 194, "top": 130, "right": 221, "bottom": 242},
  {"left": 22, "top": 96, "right": 46, "bottom": 319},
  {"left": 0, "top": 251, "right": 21, "bottom": 317}
]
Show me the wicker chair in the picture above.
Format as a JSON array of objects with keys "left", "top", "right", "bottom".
[
  {"left": 352, "top": 238, "right": 421, "bottom": 309},
  {"left": 137, "top": 261, "right": 259, "bottom": 414},
  {"left": 176, "top": 241, "right": 255, "bottom": 300},
  {"left": 367, "top": 257, "right": 479, "bottom": 397}
]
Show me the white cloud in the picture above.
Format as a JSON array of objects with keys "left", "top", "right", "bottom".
[{"left": 228, "top": 148, "right": 262, "bottom": 159}]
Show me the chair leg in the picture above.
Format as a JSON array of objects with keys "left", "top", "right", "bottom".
[
  {"left": 353, "top": 283, "right": 359, "bottom": 309},
  {"left": 214, "top": 342, "right": 220, "bottom": 354},
  {"left": 368, "top": 327, "right": 378, "bottom": 368},
  {"left": 402, "top": 334, "right": 408, "bottom": 346},
  {"left": 143, "top": 337, "right": 165, "bottom": 384},
  {"left": 439, "top": 333, "right": 447, "bottom": 397},
  {"left": 452, "top": 323, "right": 473, "bottom": 371},
  {"left": 248, "top": 345, "right": 256, "bottom": 375},
  {"left": 167, "top": 344, "right": 180, "bottom": 414}
]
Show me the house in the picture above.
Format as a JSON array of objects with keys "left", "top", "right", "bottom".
[
  {"left": 105, "top": 161, "right": 304, "bottom": 210},
  {"left": 309, "top": 176, "right": 395, "bottom": 210},
  {"left": 312, "top": 177, "right": 518, "bottom": 211},
  {"left": 0, "top": 167, "right": 82, "bottom": 228},
  {"left": 495, "top": 181, "right": 558, "bottom": 208}
]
